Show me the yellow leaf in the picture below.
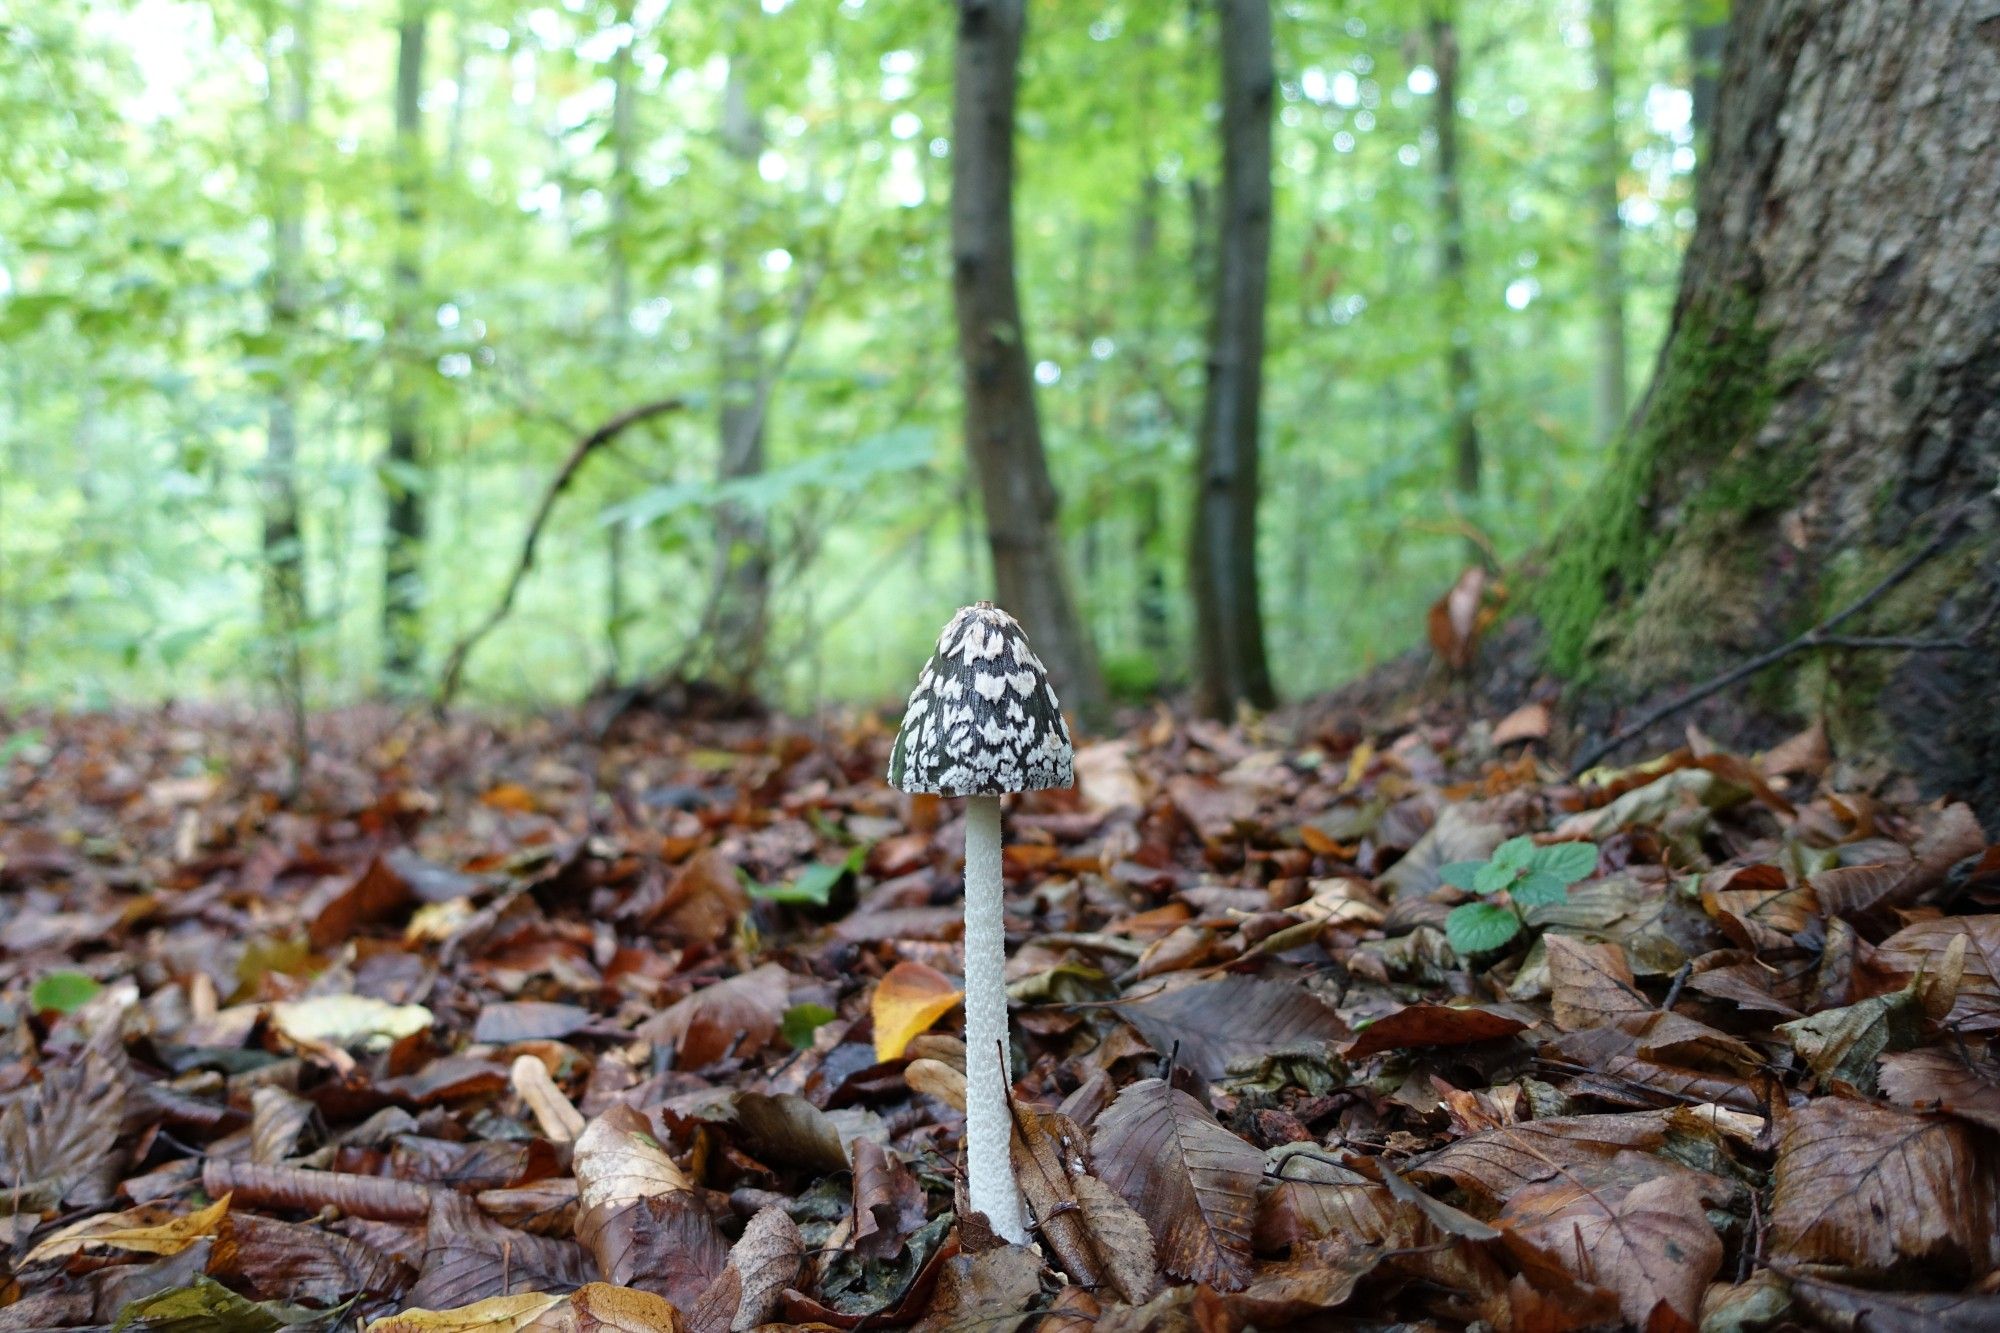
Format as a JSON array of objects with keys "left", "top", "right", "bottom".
[
  {"left": 364, "top": 1292, "right": 564, "bottom": 1332},
  {"left": 872, "top": 960, "right": 963, "bottom": 1062},
  {"left": 556, "top": 1283, "right": 685, "bottom": 1332},
  {"left": 25, "top": 1193, "right": 232, "bottom": 1262}
]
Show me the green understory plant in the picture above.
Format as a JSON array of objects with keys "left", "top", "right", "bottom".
[{"left": 1440, "top": 836, "right": 1597, "bottom": 955}]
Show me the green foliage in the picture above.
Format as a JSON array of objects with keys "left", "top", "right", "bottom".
[
  {"left": 782, "top": 1002, "right": 838, "bottom": 1051},
  {"left": 1441, "top": 835, "right": 1596, "bottom": 955},
  {"left": 748, "top": 845, "right": 868, "bottom": 909},
  {"left": 0, "top": 0, "right": 1704, "bottom": 706},
  {"left": 30, "top": 969, "right": 102, "bottom": 1015}
]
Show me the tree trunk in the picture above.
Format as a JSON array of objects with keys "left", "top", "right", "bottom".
[
  {"left": 604, "top": 0, "right": 637, "bottom": 680},
  {"left": 1537, "top": 0, "right": 2000, "bottom": 821},
  {"left": 1429, "top": 2, "right": 1482, "bottom": 520},
  {"left": 712, "top": 56, "right": 771, "bottom": 691},
  {"left": 1687, "top": 1, "right": 1727, "bottom": 157},
  {"left": 950, "top": 0, "right": 1106, "bottom": 721},
  {"left": 1589, "top": 0, "right": 1628, "bottom": 447},
  {"left": 1189, "top": 0, "right": 1277, "bottom": 717},
  {"left": 261, "top": 0, "right": 312, "bottom": 769},
  {"left": 382, "top": 0, "right": 428, "bottom": 684}
]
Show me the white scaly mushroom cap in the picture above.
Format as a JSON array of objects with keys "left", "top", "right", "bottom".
[{"left": 888, "top": 602, "right": 1075, "bottom": 797}]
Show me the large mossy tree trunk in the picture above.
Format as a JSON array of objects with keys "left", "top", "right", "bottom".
[{"left": 1537, "top": 0, "right": 2000, "bottom": 815}]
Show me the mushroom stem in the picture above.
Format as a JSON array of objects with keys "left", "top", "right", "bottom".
[{"left": 961, "top": 792, "right": 1026, "bottom": 1243}]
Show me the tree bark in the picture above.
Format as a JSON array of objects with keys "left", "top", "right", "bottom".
[
  {"left": 1538, "top": 0, "right": 2000, "bottom": 822},
  {"left": 260, "top": 0, "right": 312, "bottom": 771},
  {"left": 382, "top": 0, "right": 428, "bottom": 684},
  {"left": 1190, "top": 0, "right": 1278, "bottom": 717},
  {"left": 1429, "top": 2, "right": 1481, "bottom": 516},
  {"left": 950, "top": 0, "right": 1106, "bottom": 721},
  {"left": 1589, "top": 0, "right": 1628, "bottom": 447},
  {"left": 712, "top": 55, "right": 771, "bottom": 691}
]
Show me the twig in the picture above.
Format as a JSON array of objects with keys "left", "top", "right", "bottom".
[
  {"left": 1570, "top": 504, "right": 1986, "bottom": 776},
  {"left": 436, "top": 397, "right": 684, "bottom": 707}
]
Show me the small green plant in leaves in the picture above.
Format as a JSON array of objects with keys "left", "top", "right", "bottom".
[{"left": 1439, "top": 836, "right": 1597, "bottom": 956}]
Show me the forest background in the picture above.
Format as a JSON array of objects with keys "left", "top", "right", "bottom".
[{"left": 6, "top": 0, "right": 1717, "bottom": 716}]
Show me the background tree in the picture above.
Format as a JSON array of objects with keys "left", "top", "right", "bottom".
[
  {"left": 1589, "top": 0, "right": 1627, "bottom": 445},
  {"left": 382, "top": 0, "right": 430, "bottom": 683},
  {"left": 949, "top": 0, "right": 1105, "bottom": 718},
  {"left": 1190, "top": 0, "right": 1277, "bottom": 717},
  {"left": 1537, "top": 0, "right": 2000, "bottom": 818},
  {"left": 1427, "top": 0, "right": 1481, "bottom": 521}
]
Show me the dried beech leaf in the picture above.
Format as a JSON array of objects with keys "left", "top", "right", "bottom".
[
  {"left": 0, "top": 1047, "right": 125, "bottom": 1209},
  {"left": 1875, "top": 915, "right": 2000, "bottom": 1034},
  {"left": 1009, "top": 1099, "right": 1158, "bottom": 1304},
  {"left": 1114, "top": 976, "right": 1347, "bottom": 1083},
  {"left": 1406, "top": 1111, "right": 1670, "bottom": 1204},
  {"left": 1769, "top": 1097, "right": 1999, "bottom": 1274},
  {"left": 528, "top": 1282, "right": 687, "bottom": 1332},
  {"left": 1545, "top": 935, "right": 1651, "bottom": 1032},
  {"left": 1498, "top": 1152, "right": 1722, "bottom": 1332},
  {"left": 636, "top": 963, "right": 790, "bottom": 1068},
  {"left": 1091, "top": 1077, "right": 1259, "bottom": 1290},
  {"left": 1877, "top": 1045, "right": 2000, "bottom": 1130},
  {"left": 910, "top": 1245, "right": 1044, "bottom": 1333},
  {"left": 26, "top": 1192, "right": 230, "bottom": 1262},
  {"left": 1342, "top": 1002, "right": 1530, "bottom": 1059}
]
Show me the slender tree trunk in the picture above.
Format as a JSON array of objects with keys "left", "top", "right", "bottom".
[
  {"left": 261, "top": 0, "right": 313, "bottom": 773},
  {"left": 950, "top": 0, "right": 1106, "bottom": 721},
  {"left": 1537, "top": 0, "right": 2000, "bottom": 823},
  {"left": 382, "top": 0, "right": 429, "bottom": 684},
  {"left": 1131, "top": 174, "right": 1171, "bottom": 667},
  {"left": 1429, "top": 2, "right": 1481, "bottom": 513},
  {"left": 604, "top": 0, "right": 637, "bottom": 680},
  {"left": 1687, "top": 2, "right": 1727, "bottom": 160},
  {"left": 1189, "top": 0, "right": 1277, "bottom": 717},
  {"left": 1590, "top": 0, "right": 1628, "bottom": 446},
  {"left": 712, "top": 56, "right": 771, "bottom": 691}
]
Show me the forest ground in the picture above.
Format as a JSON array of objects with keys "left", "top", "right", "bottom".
[{"left": 2, "top": 691, "right": 1997, "bottom": 1331}]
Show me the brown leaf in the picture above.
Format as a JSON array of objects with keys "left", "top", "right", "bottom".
[
  {"left": 1546, "top": 935, "right": 1652, "bottom": 1032},
  {"left": 1780, "top": 1266, "right": 2000, "bottom": 1332},
  {"left": 1877, "top": 1044, "right": 2000, "bottom": 1130},
  {"left": 1769, "top": 1096, "right": 1999, "bottom": 1274},
  {"left": 212, "top": 1212, "right": 415, "bottom": 1306},
  {"left": 572, "top": 1105, "right": 725, "bottom": 1305},
  {"left": 528, "top": 1283, "right": 685, "bottom": 1332},
  {"left": 702, "top": 1203, "right": 802, "bottom": 1333},
  {"left": 1115, "top": 976, "right": 1348, "bottom": 1083},
  {"left": 1091, "top": 1077, "right": 1260, "bottom": 1290},
  {"left": 410, "top": 1194, "right": 594, "bottom": 1311},
  {"left": 202, "top": 1159, "right": 436, "bottom": 1221},
  {"left": 1812, "top": 803, "right": 1984, "bottom": 922},
  {"left": 851, "top": 1137, "right": 927, "bottom": 1260},
  {"left": 636, "top": 963, "right": 790, "bottom": 1068},
  {"left": 1165, "top": 774, "right": 1258, "bottom": 843},
  {"left": 1406, "top": 1111, "right": 1671, "bottom": 1205},
  {"left": 1428, "top": 565, "right": 1490, "bottom": 671},
  {"left": 0, "top": 1048, "right": 125, "bottom": 1209},
  {"left": 639, "top": 850, "right": 749, "bottom": 950},
  {"left": 250, "top": 1085, "right": 318, "bottom": 1163},
  {"left": 1498, "top": 1152, "right": 1723, "bottom": 1332},
  {"left": 910, "top": 1245, "right": 1044, "bottom": 1333},
  {"left": 1342, "top": 1002, "right": 1530, "bottom": 1060},
  {"left": 310, "top": 856, "right": 416, "bottom": 950},
  {"left": 1875, "top": 915, "right": 2000, "bottom": 1033},
  {"left": 1010, "top": 1099, "right": 1158, "bottom": 1304},
  {"left": 1493, "top": 701, "right": 1552, "bottom": 746}
]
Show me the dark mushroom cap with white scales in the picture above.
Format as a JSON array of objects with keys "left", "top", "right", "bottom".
[{"left": 888, "top": 602, "right": 1075, "bottom": 797}]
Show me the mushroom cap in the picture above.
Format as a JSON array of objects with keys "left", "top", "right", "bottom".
[{"left": 888, "top": 602, "right": 1076, "bottom": 797}]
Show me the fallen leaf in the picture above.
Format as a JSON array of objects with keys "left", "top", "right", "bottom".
[
  {"left": 112, "top": 1274, "right": 327, "bottom": 1331},
  {"left": 1343, "top": 1002, "right": 1531, "bottom": 1059},
  {"left": 1406, "top": 1111, "right": 1672, "bottom": 1205},
  {"left": 1010, "top": 1099, "right": 1159, "bottom": 1304},
  {"left": 26, "top": 1192, "right": 230, "bottom": 1262},
  {"left": 1545, "top": 935, "right": 1652, "bottom": 1032},
  {"left": 1091, "top": 1077, "right": 1260, "bottom": 1290},
  {"left": 1498, "top": 1152, "right": 1723, "bottom": 1332},
  {"left": 1875, "top": 915, "right": 2000, "bottom": 1033},
  {"left": 368, "top": 1292, "right": 567, "bottom": 1332},
  {"left": 636, "top": 963, "right": 790, "bottom": 1068},
  {"left": 1769, "top": 1096, "right": 1999, "bottom": 1274},
  {"left": 1877, "top": 1045, "right": 2000, "bottom": 1130},
  {"left": 270, "top": 994, "right": 434, "bottom": 1049},
  {"left": 0, "top": 1047, "right": 125, "bottom": 1209},
  {"left": 871, "top": 960, "right": 963, "bottom": 1062},
  {"left": 1114, "top": 976, "right": 1348, "bottom": 1083}
]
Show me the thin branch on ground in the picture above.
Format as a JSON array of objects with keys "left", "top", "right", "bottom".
[
  {"left": 1569, "top": 503, "right": 1990, "bottom": 775},
  {"left": 436, "top": 397, "right": 685, "bottom": 708}
]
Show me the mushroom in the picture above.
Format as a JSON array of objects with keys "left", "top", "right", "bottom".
[{"left": 888, "top": 602, "right": 1074, "bottom": 1244}]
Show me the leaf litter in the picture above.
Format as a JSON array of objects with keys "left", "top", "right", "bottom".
[{"left": 1, "top": 703, "right": 1998, "bottom": 1329}]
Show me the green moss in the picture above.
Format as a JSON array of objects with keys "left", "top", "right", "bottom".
[{"left": 1533, "top": 286, "right": 1788, "bottom": 680}]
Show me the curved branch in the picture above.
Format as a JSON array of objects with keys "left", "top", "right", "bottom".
[{"left": 436, "top": 397, "right": 684, "bottom": 707}]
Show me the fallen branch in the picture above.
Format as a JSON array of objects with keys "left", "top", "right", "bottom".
[
  {"left": 437, "top": 397, "right": 684, "bottom": 707},
  {"left": 1570, "top": 504, "right": 1990, "bottom": 776}
]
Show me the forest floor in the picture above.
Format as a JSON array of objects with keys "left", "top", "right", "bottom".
[{"left": 1, "top": 694, "right": 1997, "bottom": 1331}]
